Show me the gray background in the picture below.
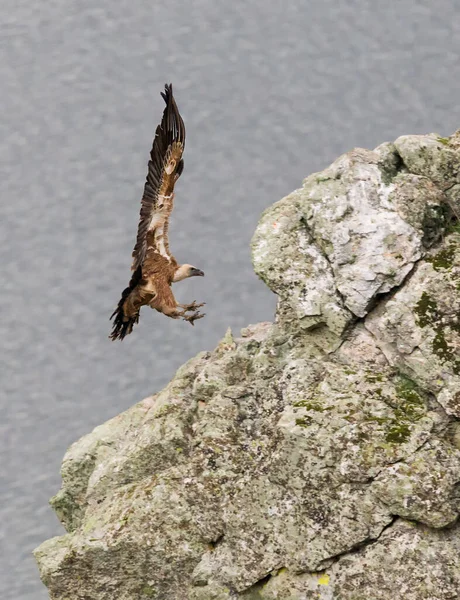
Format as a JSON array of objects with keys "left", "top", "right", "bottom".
[{"left": 2, "top": 1, "right": 460, "bottom": 598}]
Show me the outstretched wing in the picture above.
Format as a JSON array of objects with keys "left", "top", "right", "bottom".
[{"left": 131, "top": 83, "right": 185, "bottom": 272}]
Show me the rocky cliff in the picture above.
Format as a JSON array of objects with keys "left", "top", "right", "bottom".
[{"left": 35, "top": 132, "right": 460, "bottom": 599}]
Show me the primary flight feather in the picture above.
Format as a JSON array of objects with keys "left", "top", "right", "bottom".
[{"left": 110, "top": 84, "right": 205, "bottom": 341}]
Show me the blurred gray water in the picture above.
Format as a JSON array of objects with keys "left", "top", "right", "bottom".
[{"left": 2, "top": 1, "right": 460, "bottom": 598}]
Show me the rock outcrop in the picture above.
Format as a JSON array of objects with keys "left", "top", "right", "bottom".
[{"left": 35, "top": 132, "right": 460, "bottom": 599}]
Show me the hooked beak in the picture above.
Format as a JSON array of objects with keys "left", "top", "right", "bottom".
[{"left": 191, "top": 268, "right": 205, "bottom": 277}]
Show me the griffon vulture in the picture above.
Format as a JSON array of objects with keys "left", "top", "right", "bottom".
[{"left": 110, "top": 84, "right": 205, "bottom": 341}]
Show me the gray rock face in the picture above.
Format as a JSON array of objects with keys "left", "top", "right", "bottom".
[{"left": 35, "top": 132, "right": 460, "bottom": 599}]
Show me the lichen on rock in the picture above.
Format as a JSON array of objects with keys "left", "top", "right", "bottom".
[{"left": 35, "top": 132, "right": 460, "bottom": 600}]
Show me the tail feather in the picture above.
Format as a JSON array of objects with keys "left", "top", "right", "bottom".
[{"left": 109, "top": 267, "right": 142, "bottom": 341}]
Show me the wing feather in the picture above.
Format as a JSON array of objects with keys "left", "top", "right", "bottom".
[{"left": 131, "top": 83, "right": 185, "bottom": 271}]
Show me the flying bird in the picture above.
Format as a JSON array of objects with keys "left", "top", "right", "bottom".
[{"left": 110, "top": 84, "right": 205, "bottom": 341}]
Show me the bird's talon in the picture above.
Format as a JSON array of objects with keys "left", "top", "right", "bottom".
[
  {"left": 183, "top": 311, "right": 205, "bottom": 325},
  {"left": 180, "top": 301, "right": 206, "bottom": 312}
]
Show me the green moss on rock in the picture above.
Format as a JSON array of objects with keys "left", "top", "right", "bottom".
[
  {"left": 295, "top": 417, "right": 313, "bottom": 427},
  {"left": 414, "top": 292, "right": 438, "bottom": 328},
  {"left": 385, "top": 423, "right": 411, "bottom": 444},
  {"left": 414, "top": 291, "right": 460, "bottom": 375},
  {"left": 426, "top": 244, "right": 456, "bottom": 271},
  {"left": 437, "top": 137, "right": 451, "bottom": 146},
  {"left": 293, "top": 399, "right": 328, "bottom": 411},
  {"left": 141, "top": 585, "right": 156, "bottom": 598}
]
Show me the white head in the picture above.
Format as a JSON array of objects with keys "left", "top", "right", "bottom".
[{"left": 172, "top": 264, "right": 205, "bottom": 282}]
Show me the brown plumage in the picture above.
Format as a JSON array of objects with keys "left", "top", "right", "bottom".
[{"left": 110, "top": 84, "right": 205, "bottom": 341}]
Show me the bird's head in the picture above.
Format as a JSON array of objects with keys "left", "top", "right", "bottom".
[{"left": 173, "top": 264, "right": 205, "bottom": 282}]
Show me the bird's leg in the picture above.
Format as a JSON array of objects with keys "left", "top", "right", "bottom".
[
  {"left": 178, "top": 300, "right": 206, "bottom": 312},
  {"left": 161, "top": 304, "right": 205, "bottom": 325},
  {"left": 182, "top": 311, "right": 205, "bottom": 326},
  {"left": 176, "top": 300, "right": 206, "bottom": 325}
]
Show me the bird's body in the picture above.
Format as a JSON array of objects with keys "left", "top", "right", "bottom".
[{"left": 110, "top": 84, "right": 205, "bottom": 341}]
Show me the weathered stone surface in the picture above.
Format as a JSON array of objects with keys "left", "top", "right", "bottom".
[
  {"left": 35, "top": 133, "right": 460, "bottom": 600},
  {"left": 252, "top": 144, "right": 448, "bottom": 326},
  {"left": 247, "top": 520, "right": 460, "bottom": 600},
  {"left": 371, "top": 438, "right": 460, "bottom": 527},
  {"left": 365, "top": 232, "right": 460, "bottom": 417},
  {"left": 394, "top": 132, "right": 460, "bottom": 189}
]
